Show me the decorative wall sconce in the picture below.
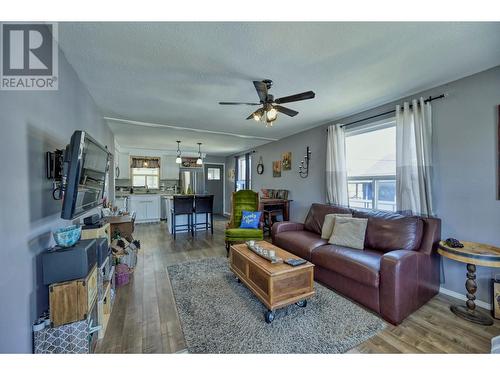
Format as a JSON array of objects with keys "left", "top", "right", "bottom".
[{"left": 298, "top": 146, "right": 311, "bottom": 178}]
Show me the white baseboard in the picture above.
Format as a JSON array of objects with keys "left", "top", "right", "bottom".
[{"left": 439, "top": 286, "right": 491, "bottom": 310}]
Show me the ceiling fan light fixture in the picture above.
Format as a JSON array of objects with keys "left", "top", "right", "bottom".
[
  {"left": 220, "top": 80, "right": 315, "bottom": 126},
  {"left": 266, "top": 108, "right": 278, "bottom": 122}
]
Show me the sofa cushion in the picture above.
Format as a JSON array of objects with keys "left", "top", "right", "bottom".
[
  {"left": 225, "top": 228, "right": 263, "bottom": 240},
  {"left": 304, "top": 203, "right": 352, "bottom": 235},
  {"left": 321, "top": 213, "right": 353, "bottom": 239},
  {"left": 273, "top": 231, "right": 327, "bottom": 261},
  {"left": 312, "top": 245, "right": 383, "bottom": 287},
  {"left": 328, "top": 216, "right": 368, "bottom": 250},
  {"left": 353, "top": 209, "right": 424, "bottom": 252}
]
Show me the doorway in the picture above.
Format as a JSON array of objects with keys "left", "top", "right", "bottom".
[{"left": 204, "top": 163, "right": 224, "bottom": 215}]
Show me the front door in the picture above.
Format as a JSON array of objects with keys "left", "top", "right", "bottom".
[{"left": 204, "top": 164, "right": 224, "bottom": 215}]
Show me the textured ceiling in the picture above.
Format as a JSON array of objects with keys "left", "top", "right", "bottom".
[{"left": 58, "top": 22, "right": 500, "bottom": 156}]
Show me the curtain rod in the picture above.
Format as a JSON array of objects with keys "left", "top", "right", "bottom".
[{"left": 329, "top": 94, "right": 446, "bottom": 129}]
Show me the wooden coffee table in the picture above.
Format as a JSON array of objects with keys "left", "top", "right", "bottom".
[{"left": 229, "top": 241, "right": 315, "bottom": 323}]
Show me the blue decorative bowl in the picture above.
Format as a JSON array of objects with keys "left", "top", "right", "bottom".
[{"left": 53, "top": 225, "right": 81, "bottom": 247}]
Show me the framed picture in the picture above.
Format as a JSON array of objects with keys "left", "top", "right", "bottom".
[
  {"left": 282, "top": 152, "right": 292, "bottom": 171},
  {"left": 272, "top": 160, "right": 281, "bottom": 177}
]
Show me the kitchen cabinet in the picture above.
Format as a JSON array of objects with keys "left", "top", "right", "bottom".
[
  {"left": 117, "top": 152, "right": 130, "bottom": 180},
  {"left": 128, "top": 195, "right": 160, "bottom": 223},
  {"left": 161, "top": 195, "right": 171, "bottom": 220},
  {"left": 161, "top": 155, "right": 180, "bottom": 180}
]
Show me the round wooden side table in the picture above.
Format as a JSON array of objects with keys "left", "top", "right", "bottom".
[{"left": 438, "top": 240, "right": 500, "bottom": 326}]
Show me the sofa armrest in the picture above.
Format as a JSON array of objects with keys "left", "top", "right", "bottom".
[
  {"left": 271, "top": 221, "right": 304, "bottom": 239},
  {"left": 379, "top": 250, "right": 420, "bottom": 325}
]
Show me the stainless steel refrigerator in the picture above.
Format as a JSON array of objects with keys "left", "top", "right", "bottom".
[{"left": 179, "top": 168, "right": 205, "bottom": 194}]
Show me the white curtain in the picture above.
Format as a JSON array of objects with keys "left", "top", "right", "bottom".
[
  {"left": 326, "top": 124, "right": 349, "bottom": 206},
  {"left": 396, "top": 98, "right": 433, "bottom": 216}
]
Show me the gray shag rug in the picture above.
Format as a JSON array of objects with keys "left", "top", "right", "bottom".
[{"left": 167, "top": 257, "right": 386, "bottom": 353}]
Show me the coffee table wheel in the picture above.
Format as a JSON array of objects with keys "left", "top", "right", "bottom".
[
  {"left": 264, "top": 310, "right": 275, "bottom": 324},
  {"left": 236, "top": 277, "right": 241, "bottom": 283},
  {"left": 296, "top": 300, "right": 307, "bottom": 308}
]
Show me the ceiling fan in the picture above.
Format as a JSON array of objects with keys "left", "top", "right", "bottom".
[{"left": 219, "top": 79, "right": 316, "bottom": 127}]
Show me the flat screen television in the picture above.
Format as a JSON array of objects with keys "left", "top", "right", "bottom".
[{"left": 61, "top": 130, "right": 109, "bottom": 220}]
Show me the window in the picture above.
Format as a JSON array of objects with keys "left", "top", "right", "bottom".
[
  {"left": 345, "top": 121, "right": 396, "bottom": 211},
  {"left": 236, "top": 155, "right": 251, "bottom": 191},
  {"left": 132, "top": 167, "right": 160, "bottom": 189},
  {"left": 207, "top": 167, "right": 221, "bottom": 180}
]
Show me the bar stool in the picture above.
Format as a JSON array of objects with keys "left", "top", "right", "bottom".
[
  {"left": 171, "top": 196, "right": 194, "bottom": 239},
  {"left": 263, "top": 204, "right": 284, "bottom": 236},
  {"left": 193, "top": 195, "right": 214, "bottom": 236}
]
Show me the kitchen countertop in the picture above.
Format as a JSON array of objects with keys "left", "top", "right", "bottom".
[{"left": 115, "top": 192, "right": 176, "bottom": 197}]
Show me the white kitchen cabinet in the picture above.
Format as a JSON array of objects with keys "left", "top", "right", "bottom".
[
  {"left": 161, "top": 155, "right": 179, "bottom": 180},
  {"left": 128, "top": 194, "right": 160, "bottom": 223},
  {"left": 117, "top": 152, "right": 130, "bottom": 180}
]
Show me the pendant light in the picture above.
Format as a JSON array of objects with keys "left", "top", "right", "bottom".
[
  {"left": 175, "top": 140, "right": 182, "bottom": 164},
  {"left": 196, "top": 142, "right": 203, "bottom": 165}
]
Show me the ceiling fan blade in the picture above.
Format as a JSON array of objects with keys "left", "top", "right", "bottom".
[
  {"left": 275, "top": 91, "right": 315, "bottom": 104},
  {"left": 246, "top": 108, "right": 264, "bottom": 120},
  {"left": 274, "top": 105, "right": 299, "bottom": 117},
  {"left": 253, "top": 81, "right": 268, "bottom": 103},
  {"left": 219, "top": 102, "right": 260, "bottom": 105}
]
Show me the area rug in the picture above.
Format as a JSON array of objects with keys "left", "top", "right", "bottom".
[{"left": 167, "top": 257, "right": 386, "bottom": 353}]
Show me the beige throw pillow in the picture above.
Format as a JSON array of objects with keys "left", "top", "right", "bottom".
[
  {"left": 321, "top": 213, "right": 353, "bottom": 239},
  {"left": 328, "top": 216, "right": 368, "bottom": 250}
]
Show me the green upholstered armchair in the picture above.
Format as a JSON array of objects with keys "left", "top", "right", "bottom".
[{"left": 225, "top": 190, "right": 264, "bottom": 255}]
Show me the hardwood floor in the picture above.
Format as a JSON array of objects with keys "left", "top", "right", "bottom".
[{"left": 96, "top": 220, "right": 500, "bottom": 354}]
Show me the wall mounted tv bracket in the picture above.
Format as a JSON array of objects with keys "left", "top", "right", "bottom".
[{"left": 46, "top": 148, "right": 66, "bottom": 200}]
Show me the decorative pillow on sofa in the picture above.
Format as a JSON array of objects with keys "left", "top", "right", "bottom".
[
  {"left": 240, "top": 210, "right": 262, "bottom": 229},
  {"left": 328, "top": 216, "right": 368, "bottom": 250},
  {"left": 304, "top": 203, "right": 353, "bottom": 235},
  {"left": 321, "top": 213, "right": 353, "bottom": 239}
]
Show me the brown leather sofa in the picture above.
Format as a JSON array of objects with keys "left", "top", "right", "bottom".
[{"left": 272, "top": 203, "right": 441, "bottom": 325}]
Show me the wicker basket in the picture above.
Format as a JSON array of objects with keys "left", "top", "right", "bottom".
[{"left": 115, "top": 264, "right": 130, "bottom": 287}]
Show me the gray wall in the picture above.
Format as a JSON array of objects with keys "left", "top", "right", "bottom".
[
  {"left": 224, "top": 129, "right": 327, "bottom": 221},
  {"left": 0, "top": 46, "right": 114, "bottom": 352},
  {"left": 204, "top": 155, "right": 226, "bottom": 164},
  {"left": 225, "top": 65, "right": 500, "bottom": 304}
]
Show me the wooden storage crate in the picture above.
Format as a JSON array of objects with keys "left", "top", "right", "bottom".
[
  {"left": 81, "top": 222, "right": 111, "bottom": 245},
  {"left": 97, "top": 281, "right": 112, "bottom": 339},
  {"left": 49, "top": 265, "right": 98, "bottom": 327}
]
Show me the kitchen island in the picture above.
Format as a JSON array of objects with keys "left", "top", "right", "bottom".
[{"left": 165, "top": 195, "right": 213, "bottom": 235}]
